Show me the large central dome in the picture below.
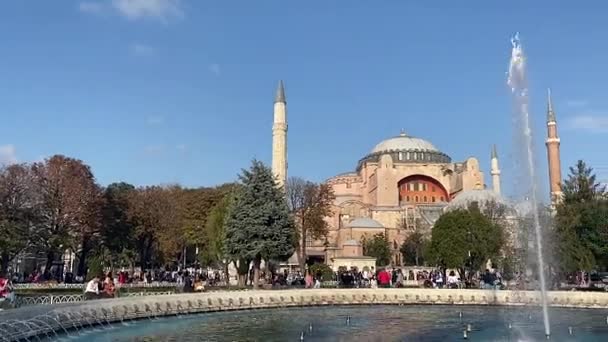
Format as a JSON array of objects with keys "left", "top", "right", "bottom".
[
  {"left": 371, "top": 133, "right": 439, "bottom": 154},
  {"left": 356, "top": 131, "right": 451, "bottom": 169}
]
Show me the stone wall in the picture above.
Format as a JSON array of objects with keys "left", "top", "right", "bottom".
[{"left": 1, "top": 288, "right": 607, "bottom": 341}]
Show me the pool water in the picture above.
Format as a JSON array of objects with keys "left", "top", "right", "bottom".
[{"left": 64, "top": 305, "right": 608, "bottom": 341}]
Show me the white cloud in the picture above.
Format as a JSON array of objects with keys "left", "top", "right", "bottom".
[
  {"left": 0, "top": 145, "right": 18, "bottom": 165},
  {"left": 566, "top": 100, "right": 589, "bottom": 107},
  {"left": 144, "top": 144, "right": 165, "bottom": 155},
  {"left": 130, "top": 43, "right": 155, "bottom": 56},
  {"left": 79, "top": 1, "right": 104, "bottom": 14},
  {"left": 208, "top": 63, "right": 221, "bottom": 76},
  {"left": 566, "top": 114, "right": 608, "bottom": 133},
  {"left": 146, "top": 115, "right": 164, "bottom": 125},
  {"left": 112, "top": 0, "right": 183, "bottom": 22}
]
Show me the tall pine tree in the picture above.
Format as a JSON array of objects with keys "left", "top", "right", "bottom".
[
  {"left": 224, "top": 160, "right": 296, "bottom": 289},
  {"left": 554, "top": 160, "right": 608, "bottom": 272}
]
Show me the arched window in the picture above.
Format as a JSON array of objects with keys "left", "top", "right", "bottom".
[
  {"left": 415, "top": 196, "right": 419, "bottom": 202},
  {"left": 423, "top": 196, "right": 427, "bottom": 202}
]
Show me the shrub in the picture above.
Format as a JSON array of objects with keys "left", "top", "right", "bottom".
[{"left": 309, "top": 263, "right": 334, "bottom": 281}]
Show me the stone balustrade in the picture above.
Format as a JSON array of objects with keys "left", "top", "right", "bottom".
[
  {"left": 1, "top": 288, "right": 607, "bottom": 341},
  {"left": 13, "top": 281, "right": 178, "bottom": 290}
]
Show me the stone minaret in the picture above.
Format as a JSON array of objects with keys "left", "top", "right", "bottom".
[
  {"left": 272, "top": 80, "right": 287, "bottom": 188},
  {"left": 490, "top": 144, "right": 501, "bottom": 195},
  {"left": 545, "top": 88, "right": 563, "bottom": 206}
]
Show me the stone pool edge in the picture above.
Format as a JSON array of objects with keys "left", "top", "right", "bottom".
[{"left": 1, "top": 288, "right": 607, "bottom": 341}]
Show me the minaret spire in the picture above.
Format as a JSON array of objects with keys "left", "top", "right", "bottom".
[
  {"left": 545, "top": 88, "right": 562, "bottom": 207},
  {"left": 547, "top": 88, "right": 556, "bottom": 123},
  {"left": 490, "top": 144, "right": 501, "bottom": 195},
  {"left": 272, "top": 80, "right": 288, "bottom": 189},
  {"left": 275, "top": 80, "right": 286, "bottom": 103}
]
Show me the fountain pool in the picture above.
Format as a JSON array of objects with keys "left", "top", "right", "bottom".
[{"left": 55, "top": 305, "right": 608, "bottom": 341}]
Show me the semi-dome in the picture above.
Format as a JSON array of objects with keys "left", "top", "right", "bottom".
[
  {"left": 346, "top": 217, "right": 384, "bottom": 228},
  {"left": 371, "top": 132, "right": 439, "bottom": 154},
  {"left": 445, "top": 189, "right": 511, "bottom": 212}
]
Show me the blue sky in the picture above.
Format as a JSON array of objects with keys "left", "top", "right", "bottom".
[{"left": 1, "top": 1, "right": 607, "bottom": 198}]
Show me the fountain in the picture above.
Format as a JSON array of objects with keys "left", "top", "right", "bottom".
[{"left": 507, "top": 32, "right": 551, "bottom": 338}]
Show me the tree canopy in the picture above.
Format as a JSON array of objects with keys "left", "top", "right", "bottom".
[
  {"left": 400, "top": 229, "right": 428, "bottom": 266},
  {"left": 286, "top": 176, "right": 335, "bottom": 270},
  {"left": 553, "top": 160, "right": 608, "bottom": 272},
  {"left": 428, "top": 206, "right": 504, "bottom": 277},
  {"left": 362, "top": 233, "right": 392, "bottom": 266},
  {"left": 224, "top": 160, "right": 296, "bottom": 288}
]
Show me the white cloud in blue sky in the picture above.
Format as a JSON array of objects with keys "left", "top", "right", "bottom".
[
  {"left": 208, "top": 63, "right": 221, "bottom": 76},
  {"left": 566, "top": 114, "right": 608, "bottom": 133},
  {"left": 79, "top": 0, "right": 183, "bottom": 22},
  {"left": 112, "top": 0, "right": 183, "bottom": 22},
  {"left": 79, "top": 2, "right": 103, "bottom": 14},
  {"left": 130, "top": 43, "right": 155, "bottom": 56},
  {"left": 146, "top": 115, "right": 164, "bottom": 125},
  {"left": 0, "top": 145, "right": 18, "bottom": 165},
  {"left": 566, "top": 100, "right": 589, "bottom": 107}
]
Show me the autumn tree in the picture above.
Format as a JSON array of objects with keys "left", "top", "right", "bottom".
[
  {"left": 286, "top": 177, "right": 335, "bottom": 270},
  {"left": 0, "top": 164, "right": 37, "bottom": 274},
  {"left": 362, "top": 233, "right": 392, "bottom": 266},
  {"left": 224, "top": 160, "right": 296, "bottom": 289},
  {"left": 31, "top": 155, "right": 102, "bottom": 278},
  {"left": 127, "top": 186, "right": 179, "bottom": 269},
  {"left": 428, "top": 206, "right": 504, "bottom": 281}
]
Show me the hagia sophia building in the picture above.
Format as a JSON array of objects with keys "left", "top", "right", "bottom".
[{"left": 271, "top": 81, "right": 563, "bottom": 269}]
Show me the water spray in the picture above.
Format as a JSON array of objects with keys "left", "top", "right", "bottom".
[{"left": 507, "top": 32, "right": 551, "bottom": 338}]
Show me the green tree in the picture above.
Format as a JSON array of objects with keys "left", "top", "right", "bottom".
[
  {"left": 224, "top": 160, "right": 296, "bottom": 289},
  {"left": 99, "top": 182, "right": 136, "bottom": 271},
  {"left": 203, "top": 192, "right": 233, "bottom": 282},
  {"left": 309, "top": 263, "right": 333, "bottom": 281},
  {"left": 428, "top": 207, "right": 503, "bottom": 280},
  {"left": 554, "top": 160, "right": 608, "bottom": 272},
  {"left": 562, "top": 160, "right": 606, "bottom": 203},
  {"left": 175, "top": 185, "right": 233, "bottom": 266},
  {"left": 400, "top": 230, "right": 428, "bottom": 266},
  {"left": 362, "top": 233, "right": 392, "bottom": 266},
  {"left": 0, "top": 164, "right": 37, "bottom": 274},
  {"left": 286, "top": 177, "right": 335, "bottom": 271}
]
